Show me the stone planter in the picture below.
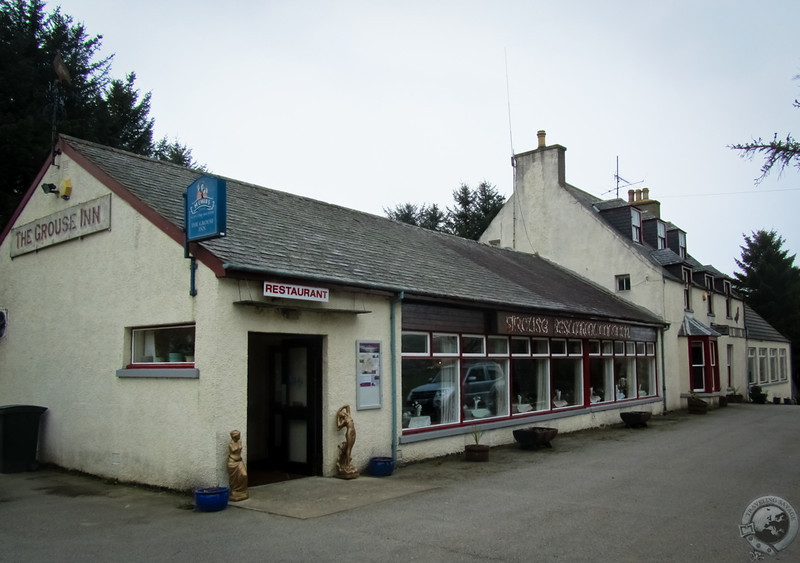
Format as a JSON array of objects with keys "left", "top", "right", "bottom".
[
  {"left": 620, "top": 411, "right": 651, "bottom": 428},
  {"left": 512, "top": 427, "right": 558, "bottom": 450},
  {"left": 464, "top": 444, "right": 490, "bottom": 462},
  {"left": 727, "top": 394, "right": 744, "bottom": 404},
  {"left": 718, "top": 395, "right": 728, "bottom": 408},
  {"left": 687, "top": 397, "right": 708, "bottom": 415}
]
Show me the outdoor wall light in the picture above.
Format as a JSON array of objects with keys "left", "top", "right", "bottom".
[{"left": 41, "top": 183, "right": 59, "bottom": 195}]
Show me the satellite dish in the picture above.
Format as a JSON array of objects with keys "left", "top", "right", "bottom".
[{"left": 0, "top": 310, "right": 7, "bottom": 339}]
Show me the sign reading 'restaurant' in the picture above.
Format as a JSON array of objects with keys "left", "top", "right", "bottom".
[{"left": 264, "top": 282, "right": 329, "bottom": 302}]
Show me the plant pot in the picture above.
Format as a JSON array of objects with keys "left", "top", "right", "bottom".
[
  {"left": 194, "top": 486, "right": 229, "bottom": 512},
  {"left": 620, "top": 411, "right": 651, "bottom": 428},
  {"left": 368, "top": 456, "right": 395, "bottom": 477},
  {"left": 773, "top": 397, "right": 781, "bottom": 404},
  {"left": 168, "top": 352, "right": 184, "bottom": 362},
  {"left": 464, "top": 444, "right": 490, "bottom": 462},
  {"left": 727, "top": 394, "right": 743, "bottom": 403},
  {"left": 512, "top": 427, "right": 558, "bottom": 449},
  {"left": 718, "top": 396, "right": 728, "bottom": 408},
  {"left": 784, "top": 398, "right": 792, "bottom": 405}
]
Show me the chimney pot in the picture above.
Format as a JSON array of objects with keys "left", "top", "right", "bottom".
[
  {"left": 628, "top": 189, "right": 635, "bottom": 203},
  {"left": 642, "top": 187, "right": 650, "bottom": 200},
  {"left": 635, "top": 188, "right": 642, "bottom": 201},
  {"left": 537, "top": 130, "right": 546, "bottom": 148}
]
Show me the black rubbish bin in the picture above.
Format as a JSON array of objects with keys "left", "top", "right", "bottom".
[{"left": 0, "top": 405, "right": 48, "bottom": 473}]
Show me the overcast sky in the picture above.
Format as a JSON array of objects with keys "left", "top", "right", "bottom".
[{"left": 54, "top": 0, "right": 799, "bottom": 276}]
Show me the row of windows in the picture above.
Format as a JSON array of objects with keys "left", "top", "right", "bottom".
[
  {"left": 748, "top": 347, "right": 789, "bottom": 384},
  {"left": 402, "top": 333, "right": 655, "bottom": 358},
  {"left": 402, "top": 333, "right": 657, "bottom": 431}
]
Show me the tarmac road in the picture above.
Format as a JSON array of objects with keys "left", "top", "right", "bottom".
[{"left": 1, "top": 403, "right": 798, "bottom": 562}]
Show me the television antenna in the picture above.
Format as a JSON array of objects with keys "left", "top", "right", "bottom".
[{"left": 603, "top": 156, "right": 643, "bottom": 199}]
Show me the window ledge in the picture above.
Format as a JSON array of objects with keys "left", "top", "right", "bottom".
[{"left": 116, "top": 367, "right": 199, "bottom": 379}]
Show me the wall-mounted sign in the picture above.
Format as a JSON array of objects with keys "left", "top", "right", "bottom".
[
  {"left": 356, "top": 341, "right": 382, "bottom": 410},
  {"left": 10, "top": 194, "right": 111, "bottom": 258},
  {"left": 496, "top": 312, "right": 635, "bottom": 340},
  {"left": 263, "top": 281, "right": 329, "bottom": 302},
  {"left": 185, "top": 176, "right": 226, "bottom": 242}
]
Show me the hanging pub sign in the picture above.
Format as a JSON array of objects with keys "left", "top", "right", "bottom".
[{"left": 185, "top": 175, "right": 227, "bottom": 242}]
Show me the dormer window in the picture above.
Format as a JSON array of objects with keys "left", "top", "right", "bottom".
[
  {"left": 678, "top": 231, "right": 686, "bottom": 259},
  {"left": 631, "top": 208, "right": 642, "bottom": 243},
  {"left": 657, "top": 221, "right": 667, "bottom": 249}
]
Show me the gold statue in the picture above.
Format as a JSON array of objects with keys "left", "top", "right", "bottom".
[
  {"left": 227, "top": 430, "right": 249, "bottom": 501},
  {"left": 335, "top": 405, "right": 359, "bottom": 479}
]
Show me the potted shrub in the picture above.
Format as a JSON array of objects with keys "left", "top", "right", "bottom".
[
  {"left": 749, "top": 385, "right": 768, "bottom": 404},
  {"left": 687, "top": 393, "right": 708, "bottom": 414},
  {"left": 464, "top": 427, "right": 489, "bottom": 462}
]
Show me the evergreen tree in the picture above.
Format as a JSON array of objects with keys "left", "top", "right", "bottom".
[
  {"left": 733, "top": 230, "right": 800, "bottom": 383},
  {"left": 0, "top": 0, "right": 203, "bottom": 230},
  {"left": 385, "top": 181, "right": 505, "bottom": 241},
  {"left": 446, "top": 181, "right": 505, "bottom": 240}
]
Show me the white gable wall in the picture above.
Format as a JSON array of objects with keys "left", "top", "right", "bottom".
[{"left": 0, "top": 153, "right": 396, "bottom": 489}]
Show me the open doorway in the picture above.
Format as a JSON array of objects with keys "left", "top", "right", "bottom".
[{"left": 247, "top": 333, "right": 323, "bottom": 485}]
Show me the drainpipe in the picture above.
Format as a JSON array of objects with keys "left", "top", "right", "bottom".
[
  {"left": 390, "top": 291, "right": 404, "bottom": 461},
  {"left": 660, "top": 325, "right": 668, "bottom": 413}
]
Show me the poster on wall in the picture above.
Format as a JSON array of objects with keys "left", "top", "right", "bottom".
[{"left": 356, "top": 341, "right": 382, "bottom": 410}]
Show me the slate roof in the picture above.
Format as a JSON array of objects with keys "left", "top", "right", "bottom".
[
  {"left": 744, "top": 304, "right": 790, "bottom": 342},
  {"left": 562, "top": 183, "right": 725, "bottom": 285},
  {"left": 57, "top": 136, "right": 663, "bottom": 326}
]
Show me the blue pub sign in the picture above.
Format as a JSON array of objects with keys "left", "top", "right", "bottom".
[{"left": 185, "top": 176, "right": 227, "bottom": 242}]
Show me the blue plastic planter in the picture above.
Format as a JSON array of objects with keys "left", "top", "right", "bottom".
[
  {"left": 368, "top": 456, "right": 395, "bottom": 477},
  {"left": 194, "top": 486, "right": 229, "bottom": 512}
]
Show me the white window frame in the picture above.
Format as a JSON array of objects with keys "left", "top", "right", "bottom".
[{"left": 631, "top": 208, "right": 642, "bottom": 243}]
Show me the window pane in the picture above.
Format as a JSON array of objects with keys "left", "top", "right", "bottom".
[
  {"left": 403, "top": 358, "right": 459, "bottom": 427},
  {"left": 614, "top": 357, "right": 636, "bottom": 399},
  {"left": 462, "top": 335, "right": 485, "bottom": 355},
  {"left": 589, "top": 357, "right": 612, "bottom": 403},
  {"left": 637, "top": 357, "right": 655, "bottom": 396},
  {"left": 588, "top": 340, "right": 601, "bottom": 355},
  {"left": 568, "top": 340, "right": 582, "bottom": 355},
  {"left": 510, "top": 337, "right": 530, "bottom": 356},
  {"left": 432, "top": 334, "right": 458, "bottom": 355},
  {"left": 511, "top": 359, "right": 549, "bottom": 412},
  {"left": 532, "top": 338, "right": 549, "bottom": 355},
  {"left": 488, "top": 336, "right": 509, "bottom": 355},
  {"left": 691, "top": 342, "right": 705, "bottom": 390},
  {"left": 552, "top": 358, "right": 582, "bottom": 407},
  {"left": 602, "top": 341, "right": 614, "bottom": 356},
  {"left": 401, "top": 332, "right": 428, "bottom": 354},
  {"left": 551, "top": 339, "right": 567, "bottom": 355},
  {"left": 132, "top": 325, "right": 195, "bottom": 363},
  {"left": 462, "top": 360, "right": 508, "bottom": 420}
]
